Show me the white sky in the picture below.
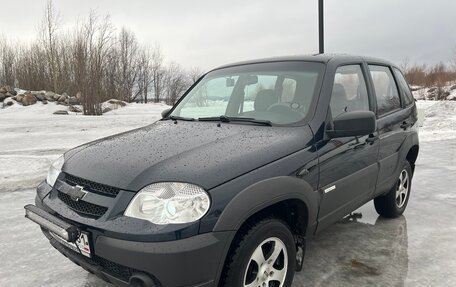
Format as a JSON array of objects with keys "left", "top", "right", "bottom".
[{"left": 1, "top": 0, "right": 455, "bottom": 70}]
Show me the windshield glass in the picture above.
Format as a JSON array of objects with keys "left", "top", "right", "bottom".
[{"left": 170, "top": 61, "right": 325, "bottom": 125}]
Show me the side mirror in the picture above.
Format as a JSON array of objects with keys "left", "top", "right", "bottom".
[
  {"left": 327, "top": 111, "right": 376, "bottom": 138},
  {"left": 161, "top": 108, "right": 171, "bottom": 118}
]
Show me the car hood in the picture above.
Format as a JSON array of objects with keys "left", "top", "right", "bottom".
[{"left": 63, "top": 120, "right": 313, "bottom": 191}]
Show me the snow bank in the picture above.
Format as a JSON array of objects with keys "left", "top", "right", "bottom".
[
  {"left": 412, "top": 84, "right": 456, "bottom": 101},
  {"left": 416, "top": 100, "right": 456, "bottom": 142},
  {"left": 0, "top": 101, "right": 170, "bottom": 192}
]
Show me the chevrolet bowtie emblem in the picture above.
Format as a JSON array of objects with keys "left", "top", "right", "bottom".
[{"left": 61, "top": 184, "right": 88, "bottom": 201}]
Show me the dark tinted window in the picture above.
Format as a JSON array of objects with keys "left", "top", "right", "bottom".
[
  {"left": 369, "top": 65, "right": 401, "bottom": 115},
  {"left": 330, "top": 65, "right": 369, "bottom": 118},
  {"left": 393, "top": 68, "right": 414, "bottom": 106}
]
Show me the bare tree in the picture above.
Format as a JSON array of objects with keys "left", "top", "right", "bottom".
[
  {"left": 137, "top": 46, "right": 153, "bottom": 103},
  {"left": 151, "top": 45, "right": 165, "bottom": 103},
  {"left": 0, "top": 37, "right": 16, "bottom": 86},
  {"left": 1, "top": 1, "right": 215, "bottom": 112},
  {"left": 71, "top": 12, "right": 117, "bottom": 115},
  {"left": 188, "top": 67, "right": 206, "bottom": 106},
  {"left": 403, "top": 64, "right": 427, "bottom": 86},
  {"left": 117, "top": 27, "right": 139, "bottom": 102},
  {"left": 399, "top": 57, "right": 410, "bottom": 74},
  {"left": 188, "top": 66, "right": 204, "bottom": 83},
  {"left": 39, "top": 0, "right": 60, "bottom": 92},
  {"left": 165, "top": 62, "right": 188, "bottom": 105}
]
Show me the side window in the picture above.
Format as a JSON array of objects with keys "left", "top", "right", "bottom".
[
  {"left": 369, "top": 65, "right": 401, "bottom": 115},
  {"left": 330, "top": 65, "right": 369, "bottom": 118},
  {"left": 393, "top": 68, "right": 414, "bottom": 106}
]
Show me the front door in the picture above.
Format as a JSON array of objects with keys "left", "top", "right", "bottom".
[{"left": 317, "top": 64, "right": 380, "bottom": 231}]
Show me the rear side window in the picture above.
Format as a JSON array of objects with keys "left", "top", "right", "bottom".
[
  {"left": 369, "top": 65, "right": 401, "bottom": 115},
  {"left": 330, "top": 65, "right": 369, "bottom": 118},
  {"left": 393, "top": 68, "right": 414, "bottom": 106}
]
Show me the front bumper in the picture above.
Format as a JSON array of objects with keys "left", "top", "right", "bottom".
[{"left": 25, "top": 204, "right": 234, "bottom": 287}]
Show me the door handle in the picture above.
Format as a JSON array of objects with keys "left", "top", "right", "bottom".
[
  {"left": 400, "top": 121, "right": 410, "bottom": 129},
  {"left": 365, "top": 135, "right": 378, "bottom": 144}
]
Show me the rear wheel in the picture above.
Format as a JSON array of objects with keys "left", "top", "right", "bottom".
[
  {"left": 374, "top": 161, "right": 412, "bottom": 218},
  {"left": 222, "top": 218, "right": 296, "bottom": 287}
]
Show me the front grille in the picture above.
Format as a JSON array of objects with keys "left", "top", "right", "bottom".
[
  {"left": 92, "top": 254, "right": 161, "bottom": 285},
  {"left": 93, "top": 256, "right": 137, "bottom": 282},
  {"left": 64, "top": 173, "right": 120, "bottom": 197},
  {"left": 58, "top": 192, "right": 108, "bottom": 218}
]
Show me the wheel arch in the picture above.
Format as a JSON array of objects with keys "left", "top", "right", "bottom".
[
  {"left": 406, "top": 144, "right": 419, "bottom": 174},
  {"left": 213, "top": 176, "right": 318, "bottom": 286},
  {"left": 213, "top": 176, "right": 319, "bottom": 237}
]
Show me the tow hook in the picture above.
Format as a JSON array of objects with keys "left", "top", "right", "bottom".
[{"left": 295, "top": 236, "right": 306, "bottom": 272}]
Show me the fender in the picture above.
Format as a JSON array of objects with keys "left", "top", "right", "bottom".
[
  {"left": 397, "top": 129, "right": 419, "bottom": 173},
  {"left": 213, "top": 176, "right": 319, "bottom": 237}
]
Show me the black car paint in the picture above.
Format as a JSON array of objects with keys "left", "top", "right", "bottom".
[
  {"left": 62, "top": 121, "right": 315, "bottom": 192},
  {"left": 32, "top": 54, "right": 419, "bottom": 287}
]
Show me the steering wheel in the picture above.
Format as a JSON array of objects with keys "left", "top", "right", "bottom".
[{"left": 267, "top": 102, "right": 305, "bottom": 116}]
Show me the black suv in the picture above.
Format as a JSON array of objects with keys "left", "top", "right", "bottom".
[{"left": 25, "top": 54, "right": 419, "bottom": 287}]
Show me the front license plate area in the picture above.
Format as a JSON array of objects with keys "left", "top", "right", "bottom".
[
  {"left": 51, "top": 231, "right": 92, "bottom": 258},
  {"left": 75, "top": 232, "right": 91, "bottom": 257}
]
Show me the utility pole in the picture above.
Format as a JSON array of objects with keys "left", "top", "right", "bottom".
[{"left": 319, "top": 0, "right": 324, "bottom": 54}]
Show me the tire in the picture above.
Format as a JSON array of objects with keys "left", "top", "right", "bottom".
[
  {"left": 374, "top": 161, "right": 413, "bottom": 218},
  {"left": 221, "top": 218, "right": 296, "bottom": 287}
]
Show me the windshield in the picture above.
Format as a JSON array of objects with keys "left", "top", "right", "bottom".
[{"left": 170, "top": 61, "right": 325, "bottom": 125}]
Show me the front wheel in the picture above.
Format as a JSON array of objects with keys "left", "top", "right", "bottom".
[
  {"left": 221, "top": 218, "right": 296, "bottom": 287},
  {"left": 374, "top": 161, "right": 413, "bottom": 218}
]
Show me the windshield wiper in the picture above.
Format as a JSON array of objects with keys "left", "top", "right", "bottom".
[
  {"left": 198, "top": 115, "right": 272, "bottom": 126},
  {"left": 168, "top": 115, "right": 196, "bottom": 121}
]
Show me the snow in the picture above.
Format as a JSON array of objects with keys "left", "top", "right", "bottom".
[
  {"left": 412, "top": 83, "right": 456, "bottom": 101},
  {"left": 0, "top": 99, "right": 454, "bottom": 192},
  {"left": 0, "top": 101, "right": 170, "bottom": 192},
  {"left": 180, "top": 100, "right": 254, "bottom": 118},
  {"left": 416, "top": 100, "right": 456, "bottom": 142}
]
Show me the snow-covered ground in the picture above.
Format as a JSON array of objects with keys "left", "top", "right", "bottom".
[
  {"left": 416, "top": 100, "right": 456, "bottom": 142},
  {"left": 0, "top": 100, "right": 455, "bottom": 192},
  {"left": 0, "top": 101, "right": 170, "bottom": 192}
]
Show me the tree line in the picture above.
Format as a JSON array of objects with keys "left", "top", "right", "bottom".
[
  {"left": 399, "top": 58, "right": 456, "bottom": 100},
  {"left": 2, "top": 1, "right": 456, "bottom": 114},
  {"left": 0, "top": 1, "right": 202, "bottom": 115},
  {"left": 401, "top": 59, "right": 456, "bottom": 87}
]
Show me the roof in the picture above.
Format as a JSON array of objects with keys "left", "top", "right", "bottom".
[{"left": 210, "top": 53, "right": 396, "bottom": 71}]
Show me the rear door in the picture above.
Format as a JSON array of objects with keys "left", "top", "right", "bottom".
[
  {"left": 317, "top": 64, "right": 380, "bottom": 231},
  {"left": 368, "top": 65, "right": 410, "bottom": 196}
]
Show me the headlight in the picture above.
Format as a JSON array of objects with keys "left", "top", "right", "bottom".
[
  {"left": 46, "top": 156, "right": 64, "bottom": 187},
  {"left": 124, "top": 182, "right": 211, "bottom": 225}
]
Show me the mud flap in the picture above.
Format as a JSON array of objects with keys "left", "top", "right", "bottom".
[{"left": 295, "top": 236, "right": 306, "bottom": 272}]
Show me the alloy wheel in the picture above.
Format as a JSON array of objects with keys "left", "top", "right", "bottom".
[
  {"left": 396, "top": 169, "right": 409, "bottom": 208},
  {"left": 243, "top": 237, "right": 288, "bottom": 287}
]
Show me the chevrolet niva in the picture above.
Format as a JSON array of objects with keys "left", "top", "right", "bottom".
[{"left": 25, "top": 54, "right": 419, "bottom": 287}]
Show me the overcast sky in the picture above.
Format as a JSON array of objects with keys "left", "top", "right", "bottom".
[{"left": 1, "top": 0, "right": 455, "bottom": 70}]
